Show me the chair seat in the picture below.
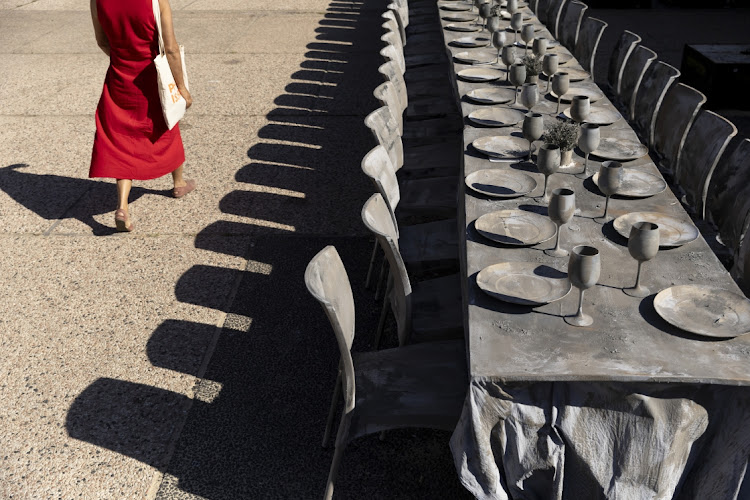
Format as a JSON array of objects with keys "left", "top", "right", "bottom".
[
  {"left": 411, "top": 273, "right": 465, "bottom": 343},
  {"left": 400, "top": 217, "right": 460, "bottom": 276},
  {"left": 349, "top": 339, "right": 467, "bottom": 442},
  {"left": 398, "top": 141, "right": 461, "bottom": 180},
  {"left": 397, "top": 175, "right": 458, "bottom": 220}
]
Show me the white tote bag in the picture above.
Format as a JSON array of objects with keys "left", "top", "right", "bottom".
[{"left": 152, "top": 0, "right": 189, "bottom": 130}]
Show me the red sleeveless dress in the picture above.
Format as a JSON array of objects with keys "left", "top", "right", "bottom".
[{"left": 89, "top": 0, "right": 185, "bottom": 180}]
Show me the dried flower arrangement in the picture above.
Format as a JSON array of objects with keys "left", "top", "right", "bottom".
[
  {"left": 522, "top": 54, "right": 543, "bottom": 77},
  {"left": 544, "top": 120, "right": 579, "bottom": 152}
]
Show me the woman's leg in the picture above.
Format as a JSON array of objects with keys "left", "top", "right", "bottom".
[
  {"left": 172, "top": 163, "right": 186, "bottom": 189},
  {"left": 171, "top": 163, "right": 195, "bottom": 198},
  {"left": 117, "top": 179, "right": 132, "bottom": 211}
]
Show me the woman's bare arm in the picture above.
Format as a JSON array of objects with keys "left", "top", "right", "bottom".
[
  {"left": 90, "top": 0, "right": 110, "bottom": 56},
  {"left": 158, "top": 0, "right": 192, "bottom": 108}
]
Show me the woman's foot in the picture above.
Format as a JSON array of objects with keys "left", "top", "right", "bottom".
[
  {"left": 173, "top": 179, "right": 196, "bottom": 199},
  {"left": 114, "top": 209, "right": 134, "bottom": 232}
]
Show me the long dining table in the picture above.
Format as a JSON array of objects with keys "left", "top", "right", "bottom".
[{"left": 426, "top": 2, "right": 750, "bottom": 499}]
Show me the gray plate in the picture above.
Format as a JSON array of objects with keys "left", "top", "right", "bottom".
[
  {"left": 550, "top": 84, "right": 605, "bottom": 103},
  {"left": 451, "top": 36, "right": 491, "bottom": 48},
  {"left": 563, "top": 106, "right": 622, "bottom": 126},
  {"left": 558, "top": 68, "right": 590, "bottom": 82},
  {"left": 613, "top": 212, "right": 699, "bottom": 248},
  {"left": 445, "top": 23, "right": 481, "bottom": 32},
  {"left": 654, "top": 285, "right": 750, "bottom": 338},
  {"left": 465, "top": 169, "right": 537, "bottom": 197},
  {"left": 442, "top": 14, "right": 477, "bottom": 22},
  {"left": 466, "top": 87, "right": 516, "bottom": 104},
  {"left": 454, "top": 50, "right": 497, "bottom": 64},
  {"left": 592, "top": 169, "right": 667, "bottom": 198},
  {"left": 475, "top": 209, "right": 557, "bottom": 245},
  {"left": 472, "top": 135, "right": 529, "bottom": 158},
  {"left": 468, "top": 107, "right": 526, "bottom": 127},
  {"left": 458, "top": 67, "right": 505, "bottom": 82},
  {"left": 590, "top": 137, "right": 649, "bottom": 161},
  {"left": 500, "top": 11, "right": 533, "bottom": 20},
  {"left": 477, "top": 262, "right": 572, "bottom": 306},
  {"left": 441, "top": 4, "right": 472, "bottom": 11}
]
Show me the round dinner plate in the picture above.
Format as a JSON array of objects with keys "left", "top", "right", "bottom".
[
  {"left": 475, "top": 209, "right": 557, "bottom": 245},
  {"left": 654, "top": 285, "right": 750, "bottom": 338},
  {"left": 472, "top": 135, "right": 529, "bottom": 159},
  {"left": 466, "top": 87, "right": 516, "bottom": 104},
  {"left": 590, "top": 137, "right": 649, "bottom": 161},
  {"left": 442, "top": 14, "right": 477, "bottom": 22},
  {"left": 454, "top": 50, "right": 497, "bottom": 65},
  {"left": 555, "top": 53, "right": 574, "bottom": 65},
  {"left": 451, "top": 36, "right": 491, "bottom": 48},
  {"left": 468, "top": 107, "right": 525, "bottom": 127},
  {"left": 458, "top": 67, "right": 505, "bottom": 82},
  {"left": 465, "top": 169, "right": 537, "bottom": 197},
  {"left": 500, "top": 11, "right": 533, "bottom": 20},
  {"left": 477, "top": 262, "right": 572, "bottom": 306},
  {"left": 445, "top": 22, "right": 481, "bottom": 32},
  {"left": 613, "top": 212, "right": 699, "bottom": 248},
  {"left": 556, "top": 68, "right": 590, "bottom": 82},
  {"left": 550, "top": 84, "right": 605, "bottom": 103},
  {"left": 441, "top": 4, "right": 472, "bottom": 11},
  {"left": 592, "top": 169, "right": 666, "bottom": 198},
  {"left": 563, "top": 106, "right": 622, "bottom": 126}
]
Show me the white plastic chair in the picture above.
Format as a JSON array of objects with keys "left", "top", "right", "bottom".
[
  {"left": 574, "top": 17, "right": 607, "bottom": 79},
  {"left": 558, "top": 1, "right": 587, "bottom": 51},
  {"left": 607, "top": 30, "right": 641, "bottom": 96},
  {"left": 631, "top": 61, "right": 679, "bottom": 145},
  {"left": 652, "top": 82, "right": 706, "bottom": 174},
  {"left": 618, "top": 45, "right": 657, "bottom": 119}
]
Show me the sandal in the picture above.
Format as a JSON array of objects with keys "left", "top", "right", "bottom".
[
  {"left": 173, "top": 179, "right": 196, "bottom": 199},
  {"left": 115, "top": 209, "right": 134, "bottom": 232}
]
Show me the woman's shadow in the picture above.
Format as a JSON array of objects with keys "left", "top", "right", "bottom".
[{"left": 0, "top": 164, "right": 167, "bottom": 235}]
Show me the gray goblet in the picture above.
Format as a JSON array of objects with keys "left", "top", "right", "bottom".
[
  {"left": 542, "top": 54, "right": 558, "bottom": 93},
  {"left": 594, "top": 160, "right": 623, "bottom": 223},
  {"left": 501, "top": 45, "right": 517, "bottom": 81},
  {"left": 487, "top": 15, "right": 502, "bottom": 40},
  {"left": 552, "top": 72, "right": 569, "bottom": 115},
  {"left": 623, "top": 222, "right": 660, "bottom": 298},
  {"left": 506, "top": 0, "right": 518, "bottom": 14},
  {"left": 492, "top": 30, "right": 507, "bottom": 64},
  {"left": 577, "top": 123, "right": 600, "bottom": 178},
  {"left": 565, "top": 245, "right": 601, "bottom": 327},
  {"left": 511, "top": 12, "right": 523, "bottom": 45},
  {"left": 533, "top": 37, "right": 548, "bottom": 58},
  {"left": 522, "top": 112, "right": 544, "bottom": 161},
  {"left": 536, "top": 143, "right": 560, "bottom": 201},
  {"left": 509, "top": 63, "right": 526, "bottom": 106},
  {"left": 521, "top": 24, "right": 535, "bottom": 53},
  {"left": 569, "top": 95, "right": 590, "bottom": 124},
  {"left": 479, "top": 3, "right": 492, "bottom": 31},
  {"left": 545, "top": 188, "right": 575, "bottom": 257},
  {"left": 519, "top": 82, "right": 539, "bottom": 112}
]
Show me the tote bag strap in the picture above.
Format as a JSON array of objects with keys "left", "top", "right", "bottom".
[{"left": 153, "top": 0, "right": 166, "bottom": 56}]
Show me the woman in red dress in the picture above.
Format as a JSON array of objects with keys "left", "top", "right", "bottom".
[{"left": 89, "top": 0, "right": 195, "bottom": 232}]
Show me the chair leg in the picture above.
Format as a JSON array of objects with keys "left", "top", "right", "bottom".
[
  {"left": 374, "top": 259, "right": 388, "bottom": 301},
  {"left": 374, "top": 277, "right": 393, "bottom": 349},
  {"left": 364, "top": 240, "right": 379, "bottom": 290},
  {"left": 322, "top": 369, "right": 342, "bottom": 448},
  {"left": 324, "top": 412, "right": 350, "bottom": 500}
]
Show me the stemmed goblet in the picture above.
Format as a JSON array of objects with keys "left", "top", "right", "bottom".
[
  {"left": 544, "top": 188, "right": 575, "bottom": 257},
  {"left": 510, "top": 12, "right": 523, "bottom": 45},
  {"left": 542, "top": 54, "right": 558, "bottom": 93},
  {"left": 577, "top": 123, "right": 600, "bottom": 178},
  {"left": 519, "top": 82, "right": 539, "bottom": 112},
  {"left": 506, "top": 0, "right": 518, "bottom": 14},
  {"left": 569, "top": 95, "right": 590, "bottom": 123},
  {"left": 594, "top": 160, "right": 622, "bottom": 223},
  {"left": 492, "top": 30, "right": 507, "bottom": 65},
  {"left": 521, "top": 24, "right": 535, "bottom": 53},
  {"left": 536, "top": 143, "right": 560, "bottom": 201},
  {"left": 501, "top": 45, "right": 516, "bottom": 81},
  {"left": 552, "top": 71, "right": 569, "bottom": 115},
  {"left": 522, "top": 112, "right": 543, "bottom": 161},
  {"left": 509, "top": 63, "right": 526, "bottom": 106},
  {"left": 623, "top": 222, "right": 660, "bottom": 298},
  {"left": 533, "top": 37, "right": 548, "bottom": 58},
  {"left": 479, "top": 2, "right": 492, "bottom": 32},
  {"left": 487, "top": 15, "right": 502, "bottom": 43},
  {"left": 564, "top": 245, "right": 601, "bottom": 327}
]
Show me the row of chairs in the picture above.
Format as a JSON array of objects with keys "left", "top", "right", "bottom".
[
  {"left": 534, "top": 0, "right": 750, "bottom": 286},
  {"left": 306, "top": 1, "right": 470, "bottom": 498}
]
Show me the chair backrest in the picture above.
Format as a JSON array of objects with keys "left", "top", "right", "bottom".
[
  {"left": 674, "top": 110, "right": 737, "bottom": 218},
  {"left": 632, "top": 61, "right": 679, "bottom": 144},
  {"left": 652, "top": 83, "right": 706, "bottom": 173},
  {"left": 364, "top": 105, "right": 404, "bottom": 170},
  {"left": 536, "top": 0, "right": 550, "bottom": 18},
  {"left": 706, "top": 138, "right": 750, "bottom": 251},
  {"left": 378, "top": 60, "right": 408, "bottom": 112},
  {"left": 619, "top": 45, "right": 657, "bottom": 118},
  {"left": 385, "top": 4, "right": 407, "bottom": 47},
  {"left": 361, "top": 145, "right": 402, "bottom": 220},
  {"left": 574, "top": 17, "right": 607, "bottom": 78},
  {"left": 304, "top": 246, "right": 357, "bottom": 412},
  {"left": 529, "top": 0, "right": 539, "bottom": 14},
  {"left": 373, "top": 81, "right": 404, "bottom": 135},
  {"left": 362, "top": 194, "right": 413, "bottom": 346},
  {"left": 558, "top": 1, "right": 587, "bottom": 51},
  {"left": 381, "top": 20, "right": 403, "bottom": 52},
  {"left": 732, "top": 213, "right": 750, "bottom": 286},
  {"left": 380, "top": 42, "right": 406, "bottom": 77},
  {"left": 547, "top": 0, "right": 567, "bottom": 39},
  {"left": 607, "top": 30, "right": 641, "bottom": 95}
]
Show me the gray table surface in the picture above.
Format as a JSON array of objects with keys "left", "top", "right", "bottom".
[{"left": 436, "top": 5, "right": 750, "bottom": 387}]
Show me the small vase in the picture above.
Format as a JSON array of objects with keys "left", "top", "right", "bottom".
[
  {"left": 561, "top": 148, "right": 573, "bottom": 167},
  {"left": 526, "top": 74, "right": 539, "bottom": 84}
]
